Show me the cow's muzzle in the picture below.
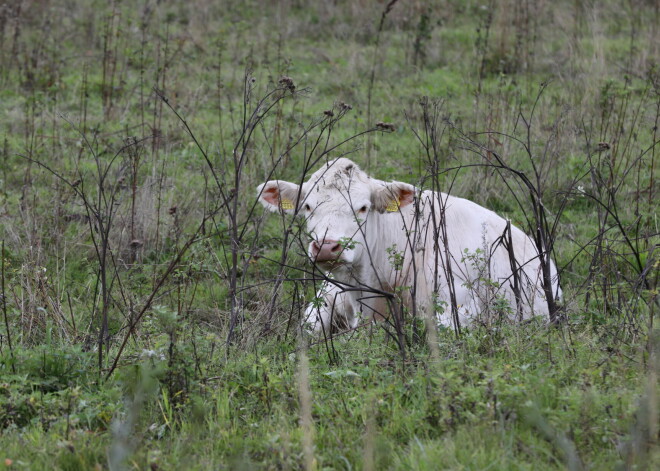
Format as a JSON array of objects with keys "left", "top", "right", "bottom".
[{"left": 309, "top": 239, "right": 343, "bottom": 263}]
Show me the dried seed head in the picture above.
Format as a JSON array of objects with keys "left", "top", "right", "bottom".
[
  {"left": 596, "top": 142, "right": 611, "bottom": 152},
  {"left": 278, "top": 75, "right": 295, "bottom": 92},
  {"left": 338, "top": 102, "right": 352, "bottom": 111},
  {"left": 376, "top": 122, "right": 396, "bottom": 132},
  {"left": 168, "top": 205, "right": 177, "bottom": 215},
  {"left": 130, "top": 239, "right": 144, "bottom": 248},
  {"left": 323, "top": 109, "right": 334, "bottom": 117}
]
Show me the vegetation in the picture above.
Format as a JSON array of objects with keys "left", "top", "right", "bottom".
[{"left": 0, "top": 0, "right": 657, "bottom": 469}]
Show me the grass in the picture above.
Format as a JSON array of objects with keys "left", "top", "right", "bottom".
[
  {"left": 0, "top": 326, "right": 653, "bottom": 469},
  {"left": 0, "top": 0, "right": 658, "bottom": 469}
]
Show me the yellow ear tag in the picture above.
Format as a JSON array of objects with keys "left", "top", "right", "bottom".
[
  {"left": 385, "top": 198, "right": 400, "bottom": 212},
  {"left": 280, "top": 198, "right": 294, "bottom": 210}
]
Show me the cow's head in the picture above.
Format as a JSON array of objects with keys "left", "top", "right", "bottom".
[{"left": 257, "top": 158, "right": 415, "bottom": 270}]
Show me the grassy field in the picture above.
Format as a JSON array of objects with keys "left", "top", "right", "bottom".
[{"left": 0, "top": 0, "right": 658, "bottom": 469}]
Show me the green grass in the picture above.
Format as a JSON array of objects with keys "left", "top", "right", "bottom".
[
  {"left": 0, "top": 0, "right": 658, "bottom": 469},
  {"left": 0, "top": 326, "right": 654, "bottom": 469}
]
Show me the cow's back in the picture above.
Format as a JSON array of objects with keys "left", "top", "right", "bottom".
[{"left": 392, "top": 190, "right": 558, "bottom": 325}]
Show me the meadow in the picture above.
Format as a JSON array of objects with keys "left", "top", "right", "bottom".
[{"left": 0, "top": 0, "right": 658, "bottom": 469}]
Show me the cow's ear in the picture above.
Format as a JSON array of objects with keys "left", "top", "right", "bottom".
[
  {"left": 257, "top": 180, "right": 301, "bottom": 214},
  {"left": 371, "top": 181, "right": 416, "bottom": 213}
]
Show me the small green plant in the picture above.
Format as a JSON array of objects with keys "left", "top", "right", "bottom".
[
  {"left": 460, "top": 247, "right": 500, "bottom": 292},
  {"left": 386, "top": 244, "right": 404, "bottom": 271},
  {"left": 338, "top": 236, "right": 358, "bottom": 251}
]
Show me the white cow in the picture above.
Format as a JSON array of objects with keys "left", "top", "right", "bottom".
[{"left": 257, "top": 158, "right": 561, "bottom": 333}]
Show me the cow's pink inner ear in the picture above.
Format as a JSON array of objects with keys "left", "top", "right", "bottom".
[
  {"left": 261, "top": 186, "right": 281, "bottom": 206},
  {"left": 398, "top": 186, "right": 415, "bottom": 207}
]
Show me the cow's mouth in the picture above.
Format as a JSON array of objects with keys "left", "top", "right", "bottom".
[{"left": 314, "top": 258, "right": 348, "bottom": 270}]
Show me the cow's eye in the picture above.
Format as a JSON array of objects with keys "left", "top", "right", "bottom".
[
  {"left": 358, "top": 205, "right": 368, "bottom": 213},
  {"left": 304, "top": 204, "right": 311, "bottom": 212}
]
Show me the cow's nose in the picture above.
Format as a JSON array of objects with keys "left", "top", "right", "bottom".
[{"left": 311, "top": 239, "right": 342, "bottom": 262}]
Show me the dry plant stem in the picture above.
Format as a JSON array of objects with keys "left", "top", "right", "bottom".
[
  {"left": 650, "top": 77, "right": 659, "bottom": 207},
  {"left": 153, "top": 88, "right": 230, "bottom": 214},
  {"left": 159, "top": 21, "right": 170, "bottom": 155},
  {"left": 582, "top": 101, "right": 660, "bottom": 314},
  {"left": 366, "top": 0, "right": 400, "bottom": 169},
  {"left": 21, "top": 128, "right": 149, "bottom": 373},
  {"left": 450, "top": 100, "right": 561, "bottom": 322},
  {"left": 74, "top": 132, "right": 125, "bottom": 370},
  {"left": 84, "top": 163, "right": 120, "bottom": 370},
  {"left": 228, "top": 77, "right": 294, "bottom": 344},
  {"left": 517, "top": 89, "right": 560, "bottom": 322},
  {"left": 105, "top": 220, "right": 210, "bottom": 380},
  {"left": 362, "top": 396, "right": 376, "bottom": 471},
  {"left": 409, "top": 98, "right": 462, "bottom": 336},
  {"left": 226, "top": 75, "right": 255, "bottom": 347},
  {"left": 437, "top": 198, "right": 462, "bottom": 333},
  {"left": 262, "top": 113, "right": 347, "bottom": 333},
  {"left": 297, "top": 347, "right": 315, "bottom": 471},
  {"left": 101, "top": 1, "right": 119, "bottom": 119},
  {"left": 66, "top": 291, "right": 76, "bottom": 336},
  {"left": 138, "top": 5, "right": 149, "bottom": 137},
  {"left": 504, "top": 220, "right": 524, "bottom": 321},
  {"left": 1, "top": 240, "right": 16, "bottom": 373},
  {"left": 389, "top": 301, "right": 408, "bottom": 361},
  {"left": 475, "top": 0, "right": 495, "bottom": 96},
  {"left": 236, "top": 103, "right": 373, "bottom": 342},
  {"left": 473, "top": 79, "right": 656, "bottom": 331},
  {"left": 428, "top": 107, "right": 462, "bottom": 334},
  {"left": 127, "top": 136, "right": 142, "bottom": 262},
  {"left": 156, "top": 75, "right": 300, "bottom": 346}
]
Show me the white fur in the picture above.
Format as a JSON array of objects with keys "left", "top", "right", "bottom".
[{"left": 258, "top": 158, "right": 562, "bottom": 332}]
